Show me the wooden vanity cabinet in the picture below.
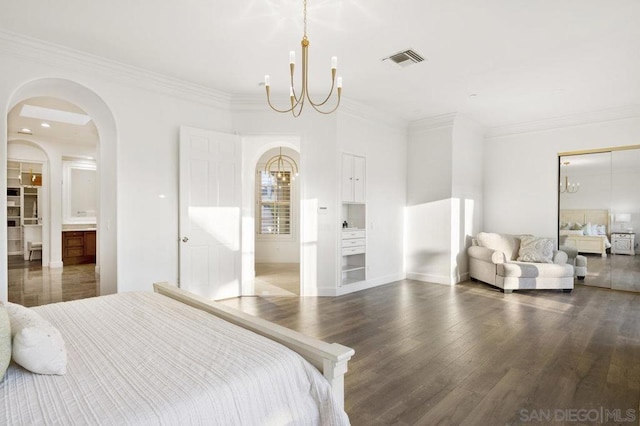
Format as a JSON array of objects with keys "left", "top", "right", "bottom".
[{"left": 62, "top": 230, "right": 96, "bottom": 265}]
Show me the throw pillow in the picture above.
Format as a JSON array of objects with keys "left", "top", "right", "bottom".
[
  {"left": 570, "top": 223, "right": 583, "bottom": 231},
  {"left": 596, "top": 224, "right": 606, "bottom": 235},
  {"left": 517, "top": 236, "right": 554, "bottom": 263},
  {"left": 6, "top": 302, "right": 67, "bottom": 375},
  {"left": 477, "top": 232, "right": 521, "bottom": 261},
  {"left": 0, "top": 303, "right": 11, "bottom": 381}
]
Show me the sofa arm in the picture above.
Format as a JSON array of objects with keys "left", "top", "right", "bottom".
[
  {"left": 553, "top": 250, "right": 568, "bottom": 265},
  {"left": 468, "top": 246, "right": 507, "bottom": 264}
]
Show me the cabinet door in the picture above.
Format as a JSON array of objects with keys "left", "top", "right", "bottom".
[
  {"left": 84, "top": 231, "right": 97, "bottom": 256},
  {"left": 341, "top": 154, "right": 354, "bottom": 202},
  {"left": 353, "top": 156, "right": 366, "bottom": 203}
]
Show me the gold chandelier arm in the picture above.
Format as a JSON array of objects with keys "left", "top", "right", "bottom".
[{"left": 310, "top": 92, "right": 341, "bottom": 114}]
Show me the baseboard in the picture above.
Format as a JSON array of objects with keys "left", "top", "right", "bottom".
[
  {"left": 336, "top": 272, "right": 406, "bottom": 296},
  {"left": 49, "top": 261, "right": 63, "bottom": 269},
  {"left": 406, "top": 271, "right": 470, "bottom": 285}
]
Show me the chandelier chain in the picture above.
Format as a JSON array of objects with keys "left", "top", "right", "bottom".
[{"left": 303, "top": 0, "right": 308, "bottom": 39}]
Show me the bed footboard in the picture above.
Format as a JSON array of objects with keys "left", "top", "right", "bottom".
[{"left": 153, "top": 282, "right": 354, "bottom": 409}]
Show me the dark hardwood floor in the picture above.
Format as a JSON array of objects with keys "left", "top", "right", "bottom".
[{"left": 221, "top": 280, "right": 640, "bottom": 425}]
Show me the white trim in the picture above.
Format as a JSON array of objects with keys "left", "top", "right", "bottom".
[
  {"left": 0, "top": 29, "right": 231, "bottom": 110},
  {"left": 406, "top": 272, "right": 457, "bottom": 285},
  {"left": 487, "top": 105, "right": 640, "bottom": 138},
  {"left": 409, "top": 112, "right": 457, "bottom": 133},
  {"left": 231, "top": 95, "right": 408, "bottom": 131},
  {"left": 49, "top": 260, "right": 63, "bottom": 268},
  {"left": 322, "top": 272, "right": 405, "bottom": 297}
]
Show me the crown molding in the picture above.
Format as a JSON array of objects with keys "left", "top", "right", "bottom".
[
  {"left": 231, "top": 94, "right": 408, "bottom": 131},
  {"left": 0, "top": 29, "right": 232, "bottom": 110},
  {"left": 487, "top": 104, "right": 640, "bottom": 138},
  {"left": 408, "top": 112, "right": 457, "bottom": 134}
]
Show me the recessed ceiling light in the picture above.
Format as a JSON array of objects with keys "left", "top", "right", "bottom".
[
  {"left": 20, "top": 104, "right": 91, "bottom": 126},
  {"left": 20, "top": 128, "right": 32, "bottom": 133},
  {"left": 41, "top": 122, "right": 51, "bottom": 128}
]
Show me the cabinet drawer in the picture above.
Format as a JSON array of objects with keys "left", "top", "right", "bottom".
[
  {"left": 342, "top": 246, "right": 365, "bottom": 256},
  {"left": 64, "top": 231, "right": 85, "bottom": 238},
  {"left": 342, "top": 238, "right": 365, "bottom": 248},
  {"left": 65, "top": 247, "right": 84, "bottom": 257},
  {"left": 614, "top": 234, "right": 632, "bottom": 239},
  {"left": 65, "top": 236, "right": 84, "bottom": 247},
  {"left": 342, "top": 230, "right": 365, "bottom": 239}
]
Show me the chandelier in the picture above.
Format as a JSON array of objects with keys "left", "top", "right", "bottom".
[
  {"left": 560, "top": 162, "right": 579, "bottom": 193},
  {"left": 264, "top": 0, "right": 342, "bottom": 117},
  {"left": 265, "top": 147, "right": 299, "bottom": 183}
]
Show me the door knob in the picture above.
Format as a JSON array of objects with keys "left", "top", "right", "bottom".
[{"left": 182, "top": 237, "right": 189, "bottom": 243}]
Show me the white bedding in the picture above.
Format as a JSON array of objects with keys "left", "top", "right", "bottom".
[{"left": 1, "top": 292, "right": 349, "bottom": 425}]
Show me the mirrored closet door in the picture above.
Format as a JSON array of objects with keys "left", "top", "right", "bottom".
[{"left": 558, "top": 146, "right": 640, "bottom": 291}]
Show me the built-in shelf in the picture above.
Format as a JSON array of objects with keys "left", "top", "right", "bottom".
[
  {"left": 340, "top": 155, "right": 366, "bottom": 287},
  {"left": 342, "top": 264, "right": 365, "bottom": 273},
  {"left": 7, "top": 160, "right": 44, "bottom": 258}
]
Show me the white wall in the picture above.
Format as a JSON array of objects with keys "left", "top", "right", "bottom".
[
  {"left": 405, "top": 114, "right": 484, "bottom": 285},
  {"left": 233, "top": 111, "right": 339, "bottom": 296},
  {"left": 451, "top": 115, "right": 484, "bottom": 281},
  {"left": 0, "top": 41, "right": 233, "bottom": 301},
  {"left": 405, "top": 120, "right": 454, "bottom": 284},
  {"left": 484, "top": 117, "right": 640, "bottom": 239},
  {"left": 337, "top": 110, "right": 407, "bottom": 294}
]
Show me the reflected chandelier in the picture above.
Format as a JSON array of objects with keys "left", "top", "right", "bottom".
[
  {"left": 265, "top": 147, "right": 299, "bottom": 183},
  {"left": 560, "top": 162, "right": 580, "bottom": 193},
  {"left": 264, "top": 0, "right": 342, "bottom": 117}
]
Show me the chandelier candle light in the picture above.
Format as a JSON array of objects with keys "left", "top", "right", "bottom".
[{"left": 264, "top": 0, "right": 342, "bottom": 117}]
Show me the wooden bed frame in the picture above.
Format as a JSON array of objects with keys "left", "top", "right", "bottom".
[
  {"left": 559, "top": 209, "right": 610, "bottom": 257},
  {"left": 153, "top": 282, "right": 354, "bottom": 409}
]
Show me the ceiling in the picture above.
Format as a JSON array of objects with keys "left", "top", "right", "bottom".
[
  {"left": 8, "top": 97, "right": 98, "bottom": 146},
  {"left": 1, "top": 0, "right": 639, "bottom": 127}
]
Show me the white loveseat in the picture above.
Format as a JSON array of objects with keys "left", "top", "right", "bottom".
[{"left": 468, "top": 232, "right": 574, "bottom": 293}]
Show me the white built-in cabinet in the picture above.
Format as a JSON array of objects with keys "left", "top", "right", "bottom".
[
  {"left": 340, "top": 154, "right": 366, "bottom": 286},
  {"left": 6, "top": 160, "right": 43, "bottom": 259},
  {"left": 341, "top": 154, "right": 365, "bottom": 203}
]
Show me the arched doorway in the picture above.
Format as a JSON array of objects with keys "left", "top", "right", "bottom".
[
  {"left": 2, "top": 78, "right": 117, "bottom": 301},
  {"left": 254, "top": 147, "right": 301, "bottom": 296},
  {"left": 240, "top": 136, "right": 303, "bottom": 297}
]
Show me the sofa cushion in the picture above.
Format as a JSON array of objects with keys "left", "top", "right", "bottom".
[
  {"left": 517, "top": 236, "right": 554, "bottom": 263},
  {"left": 497, "top": 262, "right": 574, "bottom": 278},
  {"left": 476, "top": 232, "right": 521, "bottom": 261}
]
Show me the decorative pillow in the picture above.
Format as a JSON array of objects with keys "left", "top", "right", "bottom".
[
  {"left": 6, "top": 302, "right": 67, "bottom": 375},
  {"left": 517, "top": 236, "right": 554, "bottom": 263},
  {"left": 477, "top": 232, "right": 521, "bottom": 261},
  {"left": 582, "top": 223, "right": 595, "bottom": 236},
  {"left": 0, "top": 303, "right": 11, "bottom": 381},
  {"left": 570, "top": 223, "right": 583, "bottom": 231},
  {"left": 595, "top": 224, "right": 606, "bottom": 235}
]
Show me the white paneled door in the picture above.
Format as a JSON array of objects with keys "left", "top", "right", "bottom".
[{"left": 179, "top": 127, "right": 241, "bottom": 300}]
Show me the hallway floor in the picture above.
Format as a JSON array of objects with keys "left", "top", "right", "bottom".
[{"left": 8, "top": 255, "right": 98, "bottom": 307}]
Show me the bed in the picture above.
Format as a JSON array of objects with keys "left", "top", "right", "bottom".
[
  {"left": 1, "top": 283, "right": 354, "bottom": 425},
  {"left": 559, "top": 209, "right": 612, "bottom": 257}
]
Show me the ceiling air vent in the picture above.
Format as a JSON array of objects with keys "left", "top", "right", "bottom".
[{"left": 382, "top": 49, "right": 425, "bottom": 68}]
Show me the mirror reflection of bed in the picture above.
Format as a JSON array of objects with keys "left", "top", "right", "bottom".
[{"left": 558, "top": 148, "right": 640, "bottom": 291}]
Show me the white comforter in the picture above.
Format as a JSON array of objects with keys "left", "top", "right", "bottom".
[{"left": 1, "top": 292, "right": 349, "bottom": 425}]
